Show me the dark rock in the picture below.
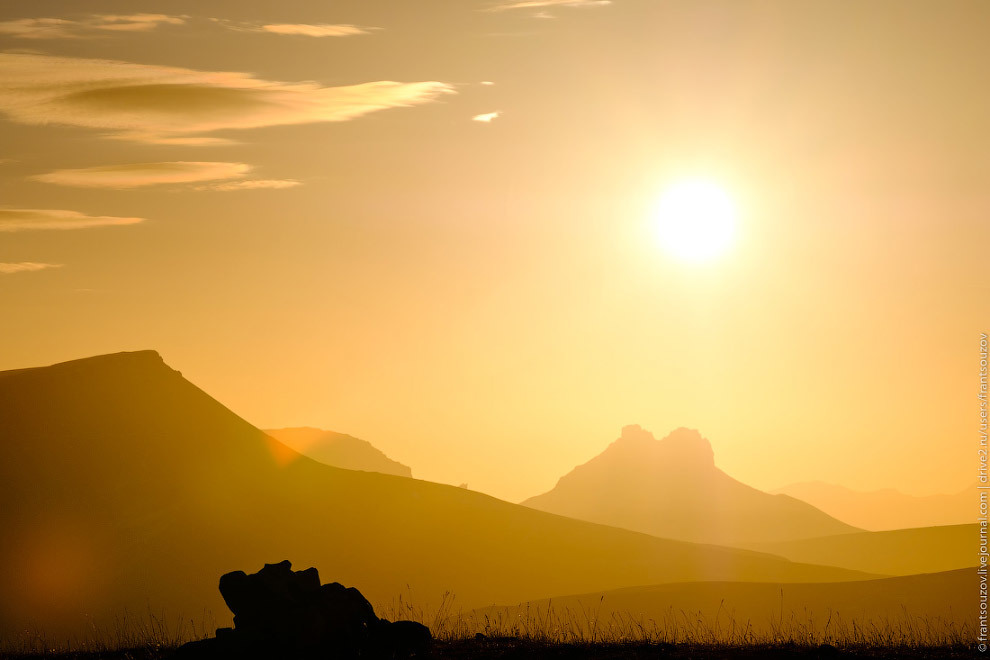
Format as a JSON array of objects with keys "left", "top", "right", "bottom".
[
  {"left": 173, "top": 560, "right": 431, "bottom": 660},
  {"left": 171, "top": 637, "right": 222, "bottom": 660},
  {"left": 375, "top": 619, "right": 433, "bottom": 658}
]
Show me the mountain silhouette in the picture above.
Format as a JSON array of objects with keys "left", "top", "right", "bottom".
[
  {"left": 0, "top": 352, "right": 869, "bottom": 641},
  {"left": 522, "top": 425, "right": 859, "bottom": 545},
  {"left": 774, "top": 480, "right": 975, "bottom": 531},
  {"left": 266, "top": 428, "right": 412, "bottom": 478}
]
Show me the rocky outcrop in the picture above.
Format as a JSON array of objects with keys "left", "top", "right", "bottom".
[{"left": 174, "top": 560, "right": 431, "bottom": 659}]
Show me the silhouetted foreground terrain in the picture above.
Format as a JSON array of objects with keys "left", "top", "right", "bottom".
[
  {"left": 0, "top": 639, "right": 975, "bottom": 660},
  {"left": 2, "top": 567, "right": 974, "bottom": 656},
  {"left": 0, "top": 351, "right": 871, "bottom": 640},
  {"left": 0, "top": 351, "right": 974, "bottom": 656}
]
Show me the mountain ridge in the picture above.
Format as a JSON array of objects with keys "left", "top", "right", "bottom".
[
  {"left": 522, "top": 425, "right": 859, "bottom": 545},
  {"left": 265, "top": 427, "right": 413, "bottom": 478}
]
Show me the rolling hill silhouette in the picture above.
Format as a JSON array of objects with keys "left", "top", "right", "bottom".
[
  {"left": 742, "top": 524, "right": 976, "bottom": 576},
  {"left": 775, "top": 481, "right": 975, "bottom": 531},
  {"left": 266, "top": 427, "right": 413, "bottom": 478},
  {"left": 522, "top": 425, "right": 859, "bottom": 545},
  {"left": 0, "top": 352, "right": 870, "bottom": 642},
  {"left": 466, "top": 568, "right": 975, "bottom": 639}
]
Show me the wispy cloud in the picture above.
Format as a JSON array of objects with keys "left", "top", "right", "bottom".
[
  {"left": 487, "top": 0, "right": 611, "bottom": 11},
  {"left": 260, "top": 24, "right": 372, "bottom": 37},
  {"left": 472, "top": 111, "right": 500, "bottom": 123},
  {"left": 210, "top": 18, "right": 377, "bottom": 38},
  {"left": 0, "top": 209, "right": 144, "bottom": 232},
  {"left": 196, "top": 179, "right": 302, "bottom": 192},
  {"left": 0, "top": 53, "right": 454, "bottom": 144},
  {"left": 0, "top": 262, "right": 63, "bottom": 274},
  {"left": 34, "top": 162, "right": 302, "bottom": 191},
  {"left": 0, "top": 14, "right": 186, "bottom": 39},
  {"left": 33, "top": 162, "right": 251, "bottom": 189}
]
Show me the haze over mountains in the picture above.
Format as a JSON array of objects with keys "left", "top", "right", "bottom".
[
  {"left": 0, "top": 351, "right": 872, "bottom": 642},
  {"left": 774, "top": 481, "right": 975, "bottom": 531},
  {"left": 266, "top": 427, "right": 413, "bottom": 478},
  {"left": 522, "top": 425, "right": 859, "bottom": 546}
]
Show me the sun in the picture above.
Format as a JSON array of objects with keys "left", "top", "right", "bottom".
[{"left": 651, "top": 179, "right": 738, "bottom": 263}]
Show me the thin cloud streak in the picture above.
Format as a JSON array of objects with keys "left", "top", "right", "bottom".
[
  {"left": 0, "top": 14, "right": 186, "bottom": 39},
  {"left": 0, "top": 209, "right": 144, "bottom": 232},
  {"left": 0, "top": 54, "right": 455, "bottom": 144},
  {"left": 487, "top": 0, "right": 611, "bottom": 12},
  {"left": 33, "top": 162, "right": 251, "bottom": 189},
  {"left": 196, "top": 179, "right": 302, "bottom": 191},
  {"left": 261, "top": 24, "right": 372, "bottom": 37},
  {"left": 0, "top": 262, "right": 63, "bottom": 274},
  {"left": 210, "top": 18, "right": 378, "bottom": 38}
]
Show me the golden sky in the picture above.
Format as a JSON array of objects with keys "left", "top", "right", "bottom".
[{"left": 1, "top": 0, "right": 987, "bottom": 502}]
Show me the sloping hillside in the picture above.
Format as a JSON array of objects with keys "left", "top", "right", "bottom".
[
  {"left": 742, "top": 524, "right": 976, "bottom": 576},
  {"left": 0, "top": 351, "right": 869, "bottom": 642},
  {"left": 465, "top": 569, "right": 975, "bottom": 639},
  {"left": 523, "top": 425, "right": 858, "bottom": 545}
]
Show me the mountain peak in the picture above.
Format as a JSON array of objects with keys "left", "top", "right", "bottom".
[
  {"left": 617, "top": 424, "right": 655, "bottom": 444},
  {"left": 523, "top": 424, "right": 858, "bottom": 544},
  {"left": 49, "top": 349, "right": 166, "bottom": 370},
  {"left": 265, "top": 427, "right": 414, "bottom": 478},
  {"left": 609, "top": 425, "right": 714, "bottom": 469},
  {"left": 657, "top": 427, "right": 714, "bottom": 468},
  {"left": 0, "top": 349, "right": 173, "bottom": 384}
]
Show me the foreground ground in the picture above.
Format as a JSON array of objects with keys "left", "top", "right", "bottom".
[{"left": 0, "top": 638, "right": 978, "bottom": 660}]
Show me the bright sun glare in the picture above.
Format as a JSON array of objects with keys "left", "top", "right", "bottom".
[{"left": 652, "top": 179, "right": 738, "bottom": 264}]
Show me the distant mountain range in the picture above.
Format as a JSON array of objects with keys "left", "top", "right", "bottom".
[
  {"left": 522, "top": 425, "right": 859, "bottom": 546},
  {"left": 265, "top": 427, "right": 412, "bottom": 478},
  {"left": 0, "top": 351, "right": 869, "bottom": 641},
  {"left": 773, "top": 481, "right": 975, "bottom": 531}
]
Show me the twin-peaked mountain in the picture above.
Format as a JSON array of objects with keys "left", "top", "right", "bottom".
[
  {"left": 0, "top": 352, "right": 868, "bottom": 642},
  {"left": 265, "top": 427, "right": 413, "bottom": 478},
  {"left": 522, "top": 425, "right": 859, "bottom": 546}
]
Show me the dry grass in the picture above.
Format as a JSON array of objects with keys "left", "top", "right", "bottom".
[
  {"left": 1, "top": 594, "right": 974, "bottom": 658},
  {"left": 378, "top": 590, "right": 974, "bottom": 650},
  {"left": 0, "top": 609, "right": 216, "bottom": 658}
]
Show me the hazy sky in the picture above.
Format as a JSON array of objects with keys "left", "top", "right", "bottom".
[{"left": 1, "top": 0, "right": 987, "bottom": 502}]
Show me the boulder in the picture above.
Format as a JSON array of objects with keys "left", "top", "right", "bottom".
[{"left": 173, "top": 560, "right": 431, "bottom": 659}]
